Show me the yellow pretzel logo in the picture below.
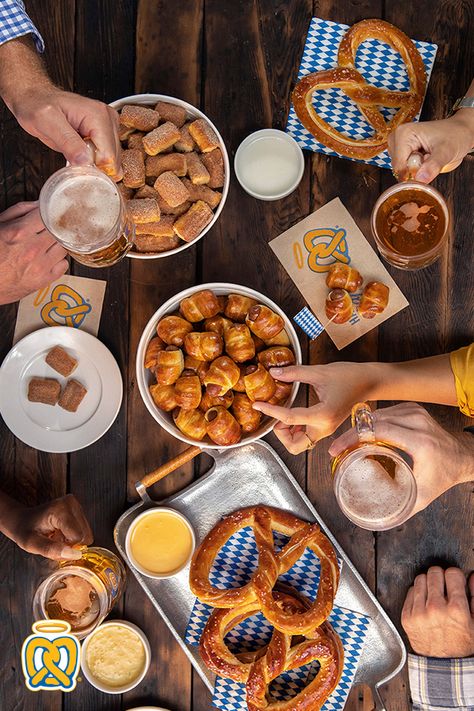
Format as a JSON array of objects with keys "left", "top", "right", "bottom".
[
  {"left": 40, "top": 284, "right": 92, "bottom": 329},
  {"left": 302, "top": 227, "right": 350, "bottom": 273},
  {"left": 21, "top": 621, "right": 80, "bottom": 692}
]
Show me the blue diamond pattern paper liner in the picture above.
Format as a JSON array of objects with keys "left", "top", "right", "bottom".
[
  {"left": 185, "top": 527, "right": 370, "bottom": 710},
  {"left": 294, "top": 306, "right": 325, "bottom": 340},
  {"left": 286, "top": 17, "right": 438, "bottom": 169}
]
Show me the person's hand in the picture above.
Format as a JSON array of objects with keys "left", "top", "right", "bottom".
[
  {"left": 252, "top": 363, "right": 375, "bottom": 454},
  {"left": 388, "top": 111, "right": 474, "bottom": 183},
  {"left": 329, "top": 402, "right": 474, "bottom": 515},
  {"left": 10, "top": 85, "right": 122, "bottom": 178},
  {"left": 402, "top": 567, "right": 474, "bottom": 657},
  {"left": 0, "top": 201, "right": 68, "bottom": 305},
  {"left": 4, "top": 494, "right": 93, "bottom": 560}
]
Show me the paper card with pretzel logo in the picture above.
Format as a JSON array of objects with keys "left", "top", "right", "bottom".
[
  {"left": 13, "top": 275, "right": 106, "bottom": 345},
  {"left": 270, "top": 198, "right": 409, "bottom": 350},
  {"left": 286, "top": 17, "right": 437, "bottom": 169}
]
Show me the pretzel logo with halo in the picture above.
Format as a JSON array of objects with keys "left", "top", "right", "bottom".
[
  {"left": 40, "top": 284, "right": 92, "bottom": 328},
  {"left": 21, "top": 620, "right": 80, "bottom": 692},
  {"left": 292, "top": 19, "right": 426, "bottom": 160},
  {"left": 189, "top": 506, "right": 343, "bottom": 709}
]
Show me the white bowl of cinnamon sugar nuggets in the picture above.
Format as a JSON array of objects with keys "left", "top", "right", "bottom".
[
  {"left": 136, "top": 284, "right": 302, "bottom": 449},
  {"left": 109, "top": 94, "right": 230, "bottom": 259}
]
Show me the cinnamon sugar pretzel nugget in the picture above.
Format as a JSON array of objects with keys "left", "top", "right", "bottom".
[
  {"left": 127, "top": 198, "right": 160, "bottom": 223},
  {"left": 188, "top": 118, "right": 220, "bottom": 152},
  {"left": 186, "top": 152, "right": 211, "bottom": 185},
  {"left": 154, "top": 171, "right": 191, "bottom": 207},
  {"left": 201, "top": 148, "right": 225, "bottom": 188},
  {"left": 143, "top": 121, "right": 181, "bottom": 156},
  {"left": 292, "top": 19, "right": 426, "bottom": 160},
  {"left": 120, "top": 104, "right": 160, "bottom": 132},
  {"left": 134, "top": 184, "right": 158, "bottom": 199},
  {"left": 181, "top": 179, "right": 222, "bottom": 209},
  {"left": 189, "top": 505, "right": 339, "bottom": 634},
  {"left": 154, "top": 100, "right": 187, "bottom": 128},
  {"left": 156, "top": 194, "right": 191, "bottom": 216},
  {"left": 135, "top": 216, "right": 175, "bottom": 236},
  {"left": 174, "top": 122, "right": 196, "bottom": 152},
  {"left": 122, "top": 148, "right": 145, "bottom": 188},
  {"left": 127, "top": 132, "right": 146, "bottom": 153},
  {"left": 173, "top": 200, "right": 213, "bottom": 242},
  {"left": 135, "top": 233, "right": 180, "bottom": 253},
  {"left": 145, "top": 153, "right": 187, "bottom": 178}
]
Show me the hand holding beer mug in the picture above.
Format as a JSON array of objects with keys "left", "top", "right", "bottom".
[
  {"left": 39, "top": 161, "right": 134, "bottom": 268},
  {"left": 330, "top": 402, "right": 417, "bottom": 530}
]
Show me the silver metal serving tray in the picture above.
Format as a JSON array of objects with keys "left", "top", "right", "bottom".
[{"left": 115, "top": 441, "right": 405, "bottom": 710}]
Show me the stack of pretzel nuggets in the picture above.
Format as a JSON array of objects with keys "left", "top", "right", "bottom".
[
  {"left": 117, "top": 100, "right": 225, "bottom": 253},
  {"left": 292, "top": 19, "right": 426, "bottom": 159},
  {"left": 189, "top": 505, "right": 344, "bottom": 710}
]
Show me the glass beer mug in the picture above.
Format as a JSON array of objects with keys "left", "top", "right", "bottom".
[
  {"left": 371, "top": 153, "right": 449, "bottom": 270},
  {"left": 39, "top": 163, "right": 134, "bottom": 267},
  {"left": 332, "top": 403, "right": 417, "bottom": 531}
]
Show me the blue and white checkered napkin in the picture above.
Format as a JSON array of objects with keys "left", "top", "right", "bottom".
[
  {"left": 185, "top": 527, "right": 370, "bottom": 711},
  {"left": 294, "top": 306, "right": 325, "bottom": 340},
  {"left": 286, "top": 17, "right": 437, "bottom": 169}
]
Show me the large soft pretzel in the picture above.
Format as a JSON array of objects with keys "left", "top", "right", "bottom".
[
  {"left": 200, "top": 590, "right": 344, "bottom": 711},
  {"left": 292, "top": 19, "right": 427, "bottom": 159},
  {"left": 189, "top": 505, "right": 339, "bottom": 635}
]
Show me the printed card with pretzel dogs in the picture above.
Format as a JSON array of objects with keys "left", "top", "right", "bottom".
[
  {"left": 286, "top": 17, "right": 437, "bottom": 168},
  {"left": 13, "top": 275, "right": 106, "bottom": 345},
  {"left": 269, "top": 198, "right": 409, "bottom": 350},
  {"left": 185, "top": 524, "right": 370, "bottom": 711}
]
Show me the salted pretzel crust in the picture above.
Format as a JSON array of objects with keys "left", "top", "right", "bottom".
[
  {"left": 292, "top": 19, "right": 426, "bottom": 159},
  {"left": 189, "top": 505, "right": 339, "bottom": 635}
]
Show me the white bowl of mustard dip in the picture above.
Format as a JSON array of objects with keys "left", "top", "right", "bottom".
[
  {"left": 81, "top": 620, "right": 151, "bottom": 693},
  {"left": 125, "top": 507, "right": 196, "bottom": 579}
]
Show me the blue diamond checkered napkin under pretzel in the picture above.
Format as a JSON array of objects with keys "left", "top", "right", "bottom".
[
  {"left": 292, "top": 18, "right": 426, "bottom": 160},
  {"left": 189, "top": 505, "right": 340, "bottom": 635}
]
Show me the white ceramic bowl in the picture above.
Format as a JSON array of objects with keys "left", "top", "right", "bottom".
[
  {"left": 109, "top": 93, "right": 230, "bottom": 259},
  {"left": 81, "top": 620, "right": 151, "bottom": 694},
  {"left": 136, "top": 282, "right": 302, "bottom": 449},
  {"left": 125, "top": 507, "right": 196, "bottom": 579},
  {"left": 234, "top": 129, "right": 304, "bottom": 201}
]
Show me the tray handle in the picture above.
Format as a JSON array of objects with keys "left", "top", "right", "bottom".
[
  {"left": 370, "top": 685, "right": 387, "bottom": 711},
  {"left": 135, "top": 445, "right": 202, "bottom": 500}
]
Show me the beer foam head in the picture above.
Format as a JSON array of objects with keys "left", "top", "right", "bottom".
[
  {"left": 45, "top": 174, "right": 121, "bottom": 250},
  {"left": 337, "top": 453, "right": 414, "bottom": 527}
]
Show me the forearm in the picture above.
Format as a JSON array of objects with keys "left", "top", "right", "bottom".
[
  {"left": 362, "top": 354, "right": 458, "bottom": 407},
  {"left": 0, "top": 36, "right": 51, "bottom": 111},
  {"left": 450, "top": 431, "right": 474, "bottom": 485}
]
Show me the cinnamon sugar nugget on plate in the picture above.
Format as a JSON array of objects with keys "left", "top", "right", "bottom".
[
  {"left": 188, "top": 119, "right": 220, "bottom": 152},
  {"left": 120, "top": 104, "right": 160, "bottom": 132},
  {"left": 154, "top": 171, "right": 190, "bottom": 207},
  {"left": 146, "top": 153, "right": 187, "bottom": 178},
  {"left": 135, "top": 233, "right": 180, "bottom": 253},
  {"left": 127, "top": 198, "right": 161, "bottom": 223},
  {"left": 143, "top": 121, "right": 181, "bottom": 156},
  {"left": 58, "top": 379, "right": 88, "bottom": 413},
  {"left": 181, "top": 179, "right": 221, "bottom": 209},
  {"left": 122, "top": 148, "right": 145, "bottom": 188},
  {"left": 154, "top": 101, "right": 187, "bottom": 128},
  {"left": 28, "top": 377, "right": 61, "bottom": 406},
  {"left": 173, "top": 200, "right": 213, "bottom": 242},
  {"left": 45, "top": 346, "right": 77, "bottom": 377}
]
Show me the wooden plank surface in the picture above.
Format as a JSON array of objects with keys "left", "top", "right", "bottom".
[{"left": 0, "top": 1, "right": 472, "bottom": 710}]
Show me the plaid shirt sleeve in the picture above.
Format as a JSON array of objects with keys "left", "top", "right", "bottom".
[
  {"left": 0, "top": 0, "right": 44, "bottom": 52},
  {"left": 408, "top": 653, "right": 474, "bottom": 710}
]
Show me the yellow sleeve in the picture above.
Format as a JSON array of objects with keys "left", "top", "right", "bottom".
[{"left": 450, "top": 344, "right": 474, "bottom": 417}]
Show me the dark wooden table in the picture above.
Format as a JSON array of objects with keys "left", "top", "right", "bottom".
[{"left": 0, "top": 2, "right": 473, "bottom": 710}]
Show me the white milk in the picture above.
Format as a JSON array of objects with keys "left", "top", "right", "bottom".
[
  {"left": 45, "top": 174, "right": 121, "bottom": 249},
  {"left": 338, "top": 456, "right": 413, "bottom": 525},
  {"left": 237, "top": 136, "right": 301, "bottom": 196}
]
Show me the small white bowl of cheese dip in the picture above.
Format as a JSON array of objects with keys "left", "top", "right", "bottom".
[
  {"left": 81, "top": 620, "right": 151, "bottom": 693},
  {"left": 234, "top": 128, "right": 304, "bottom": 201}
]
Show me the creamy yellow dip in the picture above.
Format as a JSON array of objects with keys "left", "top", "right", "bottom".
[
  {"left": 86, "top": 624, "right": 146, "bottom": 687},
  {"left": 130, "top": 510, "right": 193, "bottom": 575}
]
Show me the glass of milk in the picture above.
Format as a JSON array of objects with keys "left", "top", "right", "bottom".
[
  {"left": 39, "top": 165, "right": 134, "bottom": 267},
  {"left": 331, "top": 402, "right": 417, "bottom": 530}
]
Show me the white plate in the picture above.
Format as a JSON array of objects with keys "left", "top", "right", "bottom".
[{"left": 0, "top": 327, "right": 123, "bottom": 453}]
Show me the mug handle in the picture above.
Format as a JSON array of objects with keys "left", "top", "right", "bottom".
[{"left": 351, "top": 402, "right": 376, "bottom": 443}]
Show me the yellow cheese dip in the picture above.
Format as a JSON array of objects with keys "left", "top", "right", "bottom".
[
  {"left": 85, "top": 624, "right": 146, "bottom": 688},
  {"left": 129, "top": 510, "right": 194, "bottom": 575}
]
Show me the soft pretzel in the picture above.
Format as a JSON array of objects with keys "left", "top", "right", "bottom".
[
  {"left": 189, "top": 506, "right": 339, "bottom": 635},
  {"left": 200, "top": 590, "right": 344, "bottom": 711},
  {"left": 292, "top": 19, "right": 426, "bottom": 159}
]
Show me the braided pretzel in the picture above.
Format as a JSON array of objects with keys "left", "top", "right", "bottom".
[
  {"left": 189, "top": 506, "right": 339, "bottom": 635},
  {"left": 200, "top": 590, "right": 344, "bottom": 710},
  {"left": 292, "top": 19, "right": 426, "bottom": 160}
]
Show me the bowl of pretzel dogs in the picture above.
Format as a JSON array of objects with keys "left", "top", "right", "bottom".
[
  {"left": 137, "top": 284, "right": 302, "bottom": 448},
  {"left": 110, "top": 94, "right": 230, "bottom": 259}
]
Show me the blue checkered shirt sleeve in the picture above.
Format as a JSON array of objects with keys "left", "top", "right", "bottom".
[
  {"left": 0, "top": 0, "right": 44, "bottom": 52},
  {"left": 408, "top": 654, "right": 474, "bottom": 710}
]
